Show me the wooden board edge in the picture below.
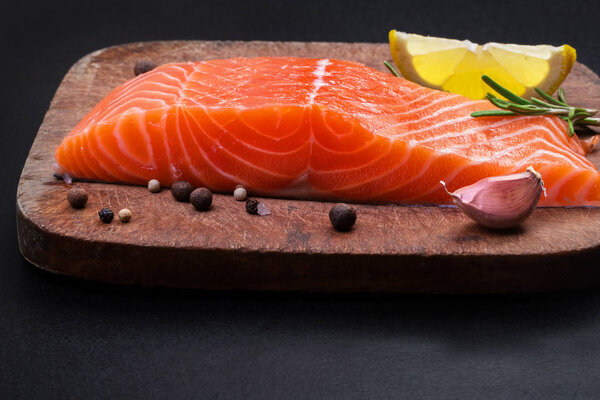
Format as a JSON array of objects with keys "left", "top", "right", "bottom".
[{"left": 16, "top": 203, "right": 600, "bottom": 293}]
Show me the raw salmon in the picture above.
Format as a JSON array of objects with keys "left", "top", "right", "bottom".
[{"left": 55, "top": 57, "right": 600, "bottom": 206}]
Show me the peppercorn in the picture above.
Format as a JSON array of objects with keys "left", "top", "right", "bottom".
[
  {"left": 233, "top": 187, "right": 247, "bottom": 201},
  {"left": 245, "top": 199, "right": 259, "bottom": 215},
  {"left": 190, "top": 188, "right": 212, "bottom": 211},
  {"left": 67, "top": 187, "right": 88, "bottom": 209},
  {"left": 171, "top": 181, "right": 194, "bottom": 202},
  {"left": 329, "top": 203, "right": 356, "bottom": 231},
  {"left": 133, "top": 60, "right": 157, "bottom": 76},
  {"left": 118, "top": 208, "right": 132, "bottom": 222},
  {"left": 98, "top": 208, "right": 114, "bottom": 223},
  {"left": 147, "top": 179, "right": 161, "bottom": 193}
]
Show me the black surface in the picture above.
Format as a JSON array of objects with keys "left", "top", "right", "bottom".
[{"left": 2, "top": 0, "right": 600, "bottom": 398}]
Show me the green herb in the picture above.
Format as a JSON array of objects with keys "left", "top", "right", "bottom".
[
  {"left": 384, "top": 60, "right": 402, "bottom": 78},
  {"left": 471, "top": 75, "right": 599, "bottom": 137}
]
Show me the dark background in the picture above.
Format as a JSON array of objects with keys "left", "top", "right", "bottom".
[{"left": 2, "top": 0, "right": 600, "bottom": 398}]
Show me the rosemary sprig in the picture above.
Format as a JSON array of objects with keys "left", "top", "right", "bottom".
[{"left": 471, "top": 75, "right": 600, "bottom": 137}]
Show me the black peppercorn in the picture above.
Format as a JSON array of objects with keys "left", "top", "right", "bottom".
[
  {"left": 171, "top": 181, "right": 194, "bottom": 202},
  {"left": 67, "top": 187, "right": 88, "bottom": 209},
  {"left": 329, "top": 203, "right": 356, "bottom": 231},
  {"left": 133, "top": 60, "right": 157, "bottom": 76},
  {"left": 190, "top": 188, "right": 212, "bottom": 211},
  {"left": 245, "top": 199, "right": 259, "bottom": 215},
  {"left": 98, "top": 208, "right": 114, "bottom": 223}
]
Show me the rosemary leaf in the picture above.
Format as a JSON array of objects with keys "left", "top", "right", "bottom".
[
  {"left": 557, "top": 88, "right": 568, "bottom": 104},
  {"left": 488, "top": 96, "right": 512, "bottom": 110},
  {"left": 581, "top": 117, "right": 600, "bottom": 125},
  {"left": 530, "top": 96, "right": 567, "bottom": 110},
  {"left": 487, "top": 94, "right": 512, "bottom": 108},
  {"left": 507, "top": 104, "right": 546, "bottom": 114},
  {"left": 471, "top": 110, "right": 518, "bottom": 117},
  {"left": 481, "top": 75, "right": 532, "bottom": 105},
  {"left": 383, "top": 61, "right": 402, "bottom": 78},
  {"left": 535, "top": 87, "right": 568, "bottom": 107},
  {"left": 567, "top": 119, "right": 575, "bottom": 136}
]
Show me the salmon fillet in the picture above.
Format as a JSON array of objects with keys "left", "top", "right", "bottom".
[{"left": 55, "top": 57, "right": 600, "bottom": 206}]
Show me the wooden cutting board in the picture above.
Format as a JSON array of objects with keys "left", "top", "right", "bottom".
[{"left": 16, "top": 40, "right": 600, "bottom": 293}]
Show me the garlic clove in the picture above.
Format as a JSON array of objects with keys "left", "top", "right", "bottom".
[{"left": 441, "top": 166, "right": 545, "bottom": 229}]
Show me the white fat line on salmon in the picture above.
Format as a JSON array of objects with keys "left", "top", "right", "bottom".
[
  {"left": 105, "top": 97, "right": 171, "bottom": 116},
  {"left": 447, "top": 122, "right": 592, "bottom": 169},
  {"left": 574, "top": 171, "right": 598, "bottom": 203},
  {"left": 177, "top": 106, "right": 241, "bottom": 184},
  {"left": 542, "top": 170, "right": 580, "bottom": 200},
  {"left": 373, "top": 104, "right": 480, "bottom": 139},
  {"left": 326, "top": 141, "right": 415, "bottom": 191},
  {"left": 90, "top": 124, "right": 141, "bottom": 181},
  {"left": 112, "top": 110, "right": 153, "bottom": 168},
  {"left": 169, "top": 65, "right": 192, "bottom": 80},
  {"left": 406, "top": 116, "right": 586, "bottom": 163},
  {"left": 434, "top": 126, "right": 591, "bottom": 169},
  {"left": 308, "top": 59, "right": 331, "bottom": 104},
  {"left": 402, "top": 159, "right": 486, "bottom": 202},
  {"left": 178, "top": 105, "right": 229, "bottom": 184},
  {"left": 546, "top": 117, "right": 588, "bottom": 156},
  {"left": 182, "top": 105, "right": 293, "bottom": 181},
  {"left": 384, "top": 100, "right": 482, "bottom": 131},
  {"left": 104, "top": 70, "right": 186, "bottom": 113},
  {"left": 343, "top": 90, "right": 450, "bottom": 118},
  {"left": 512, "top": 149, "right": 585, "bottom": 170},
  {"left": 138, "top": 111, "right": 157, "bottom": 169},
  {"left": 77, "top": 131, "right": 120, "bottom": 181}
]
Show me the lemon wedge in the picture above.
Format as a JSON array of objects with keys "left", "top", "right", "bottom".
[{"left": 389, "top": 30, "right": 576, "bottom": 100}]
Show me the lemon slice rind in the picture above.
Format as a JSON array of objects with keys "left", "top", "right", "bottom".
[{"left": 389, "top": 30, "right": 576, "bottom": 100}]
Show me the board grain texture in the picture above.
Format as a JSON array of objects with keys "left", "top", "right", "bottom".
[{"left": 16, "top": 40, "right": 600, "bottom": 293}]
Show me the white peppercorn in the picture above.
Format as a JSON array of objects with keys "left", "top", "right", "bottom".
[
  {"left": 148, "top": 179, "right": 161, "bottom": 193},
  {"left": 118, "top": 208, "right": 132, "bottom": 223},
  {"left": 233, "top": 187, "right": 247, "bottom": 201}
]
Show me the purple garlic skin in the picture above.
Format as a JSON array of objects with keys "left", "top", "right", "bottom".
[{"left": 441, "top": 167, "right": 545, "bottom": 229}]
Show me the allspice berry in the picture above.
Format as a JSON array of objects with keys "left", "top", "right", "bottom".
[
  {"left": 245, "top": 199, "right": 259, "bottom": 215},
  {"left": 133, "top": 60, "right": 157, "bottom": 76},
  {"left": 98, "top": 208, "right": 114, "bottom": 223},
  {"left": 190, "top": 188, "right": 212, "bottom": 211},
  {"left": 171, "top": 181, "right": 194, "bottom": 202},
  {"left": 329, "top": 203, "right": 356, "bottom": 231},
  {"left": 67, "top": 187, "right": 88, "bottom": 209},
  {"left": 118, "top": 208, "right": 132, "bottom": 222}
]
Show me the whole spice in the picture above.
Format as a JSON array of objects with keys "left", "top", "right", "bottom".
[
  {"left": 67, "top": 187, "right": 88, "bottom": 209},
  {"left": 245, "top": 199, "right": 259, "bottom": 215},
  {"left": 329, "top": 203, "right": 357, "bottom": 231},
  {"left": 233, "top": 187, "right": 247, "bottom": 201},
  {"left": 133, "top": 60, "right": 158, "bottom": 76},
  {"left": 98, "top": 208, "right": 114, "bottom": 223},
  {"left": 440, "top": 166, "right": 545, "bottom": 229},
  {"left": 147, "top": 179, "right": 161, "bottom": 193},
  {"left": 171, "top": 181, "right": 194, "bottom": 202},
  {"left": 118, "top": 208, "right": 132, "bottom": 222},
  {"left": 190, "top": 188, "right": 212, "bottom": 211}
]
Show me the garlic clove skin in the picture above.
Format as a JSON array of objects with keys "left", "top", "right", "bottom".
[{"left": 441, "top": 167, "right": 545, "bottom": 229}]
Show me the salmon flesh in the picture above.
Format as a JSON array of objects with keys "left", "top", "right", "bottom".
[{"left": 55, "top": 57, "right": 600, "bottom": 206}]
